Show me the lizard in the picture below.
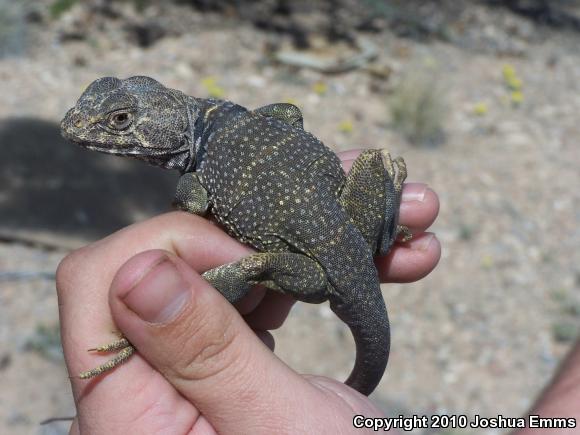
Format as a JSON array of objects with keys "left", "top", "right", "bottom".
[{"left": 60, "top": 75, "right": 411, "bottom": 396}]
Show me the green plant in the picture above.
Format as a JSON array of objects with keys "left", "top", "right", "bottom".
[
  {"left": 389, "top": 66, "right": 447, "bottom": 146},
  {"left": 458, "top": 223, "right": 475, "bottom": 241},
  {"left": 0, "top": 1, "right": 27, "bottom": 57},
  {"left": 50, "top": 0, "right": 78, "bottom": 18},
  {"left": 24, "top": 323, "right": 63, "bottom": 362},
  {"left": 131, "top": 0, "right": 151, "bottom": 12},
  {"left": 552, "top": 320, "right": 578, "bottom": 343}
]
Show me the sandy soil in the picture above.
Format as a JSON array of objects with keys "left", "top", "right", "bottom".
[{"left": 1, "top": 2, "right": 579, "bottom": 434}]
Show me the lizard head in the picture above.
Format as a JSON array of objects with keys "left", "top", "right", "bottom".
[{"left": 61, "top": 76, "right": 200, "bottom": 171}]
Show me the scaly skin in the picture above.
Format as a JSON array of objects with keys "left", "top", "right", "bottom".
[{"left": 61, "top": 76, "right": 410, "bottom": 395}]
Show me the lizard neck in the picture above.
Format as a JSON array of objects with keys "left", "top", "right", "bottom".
[
  {"left": 180, "top": 96, "right": 211, "bottom": 174},
  {"left": 141, "top": 94, "right": 210, "bottom": 174},
  {"left": 181, "top": 97, "right": 247, "bottom": 173}
]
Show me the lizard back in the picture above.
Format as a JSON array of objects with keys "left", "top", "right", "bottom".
[
  {"left": 199, "top": 109, "right": 347, "bottom": 255},
  {"left": 198, "top": 107, "right": 390, "bottom": 394}
]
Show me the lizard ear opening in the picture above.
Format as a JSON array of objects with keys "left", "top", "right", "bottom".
[{"left": 133, "top": 90, "right": 189, "bottom": 150}]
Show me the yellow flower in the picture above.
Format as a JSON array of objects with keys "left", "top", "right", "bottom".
[
  {"left": 507, "top": 76, "right": 523, "bottom": 91},
  {"left": 481, "top": 254, "right": 494, "bottom": 269},
  {"left": 511, "top": 90, "right": 524, "bottom": 105},
  {"left": 284, "top": 98, "right": 298, "bottom": 106},
  {"left": 201, "top": 76, "right": 217, "bottom": 87},
  {"left": 502, "top": 64, "right": 516, "bottom": 81},
  {"left": 473, "top": 102, "right": 488, "bottom": 116},
  {"left": 312, "top": 81, "right": 328, "bottom": 96},
  {"left": 338, "top": 120, "right": 354, "bottom": 134},
  {"left": 502, "top": 64, "right": 523, "bottom": 90},
  {"left": 201, "top": 76, "right": 225, "bottom": 98}
]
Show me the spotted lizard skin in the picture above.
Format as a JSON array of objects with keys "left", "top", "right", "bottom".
[{"left": 61, "top": 76, "right": 410, "bottom": 396}]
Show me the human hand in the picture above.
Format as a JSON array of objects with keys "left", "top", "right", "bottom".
[{"left": 56, "top": 150, "right": 440, "bottom": 434}]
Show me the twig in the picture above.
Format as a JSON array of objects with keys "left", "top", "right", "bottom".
[
  {"left": 274, "top": 39, "right": 378, "bottom": 74},
  {"left": 0, "top": 271, "right": 55, "bottom": 282}
]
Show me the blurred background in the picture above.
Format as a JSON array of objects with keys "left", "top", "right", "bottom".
[{"left": 0, "top": 1, "right": 579, "bottom": 434}]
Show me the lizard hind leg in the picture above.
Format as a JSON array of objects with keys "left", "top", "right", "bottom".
[
  {"left": 339, "top": 149, "right": 411, "bottom": 257},
  {"left": 79, "top": 335, "right": 135, "bottom": 379},
  {"left": 377, "top": 150, "right": 412, "bottom": 253},
  {"left": 339, "top": 149, "right": 386, "bottom": 254},
  {"left": 202, "top": 252, "right": 329, "bottom": 304}
]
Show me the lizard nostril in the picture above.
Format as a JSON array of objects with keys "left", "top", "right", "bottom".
[{"left": 64, "top": 108, "right": 84, "bottom": 129}]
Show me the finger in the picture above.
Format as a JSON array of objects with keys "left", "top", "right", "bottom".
[
  {"left": 254, "top": 330, "right": 276, "bottom": 351},
  {"left": 233, "top": 286, "right": 267, "bottom": 315},
  {"left": 56, "top": 213, "right": 251, "bottom": 382},
  {"left": 56, "top": 213, "right": 261, "bottom": 433},
  {"left": 375, "top": 232, "right": 441, "bottom": 283},
  {"left": 337, "top": 149, "right": 440, "bottom": 282},
  {"left": 109, "top": 249, "right": 332, "bottom": 434},
  {"left": 244, "top": 292, "right": 296, "bottom": 330},
  {"left": 337, "top": 151, "right": 440, "bottom": 233},
  {"left": 399, "top": 183, "right": 439, "bottom": 233},
  {"left": 57, "top": 251, "right": 200, "bottom": 434},
  {"left": 337, "top": 149, "right": 362, "bottom": 172},
  {"left": 70, "top": 418, "right": 80, "bottom": 435}
]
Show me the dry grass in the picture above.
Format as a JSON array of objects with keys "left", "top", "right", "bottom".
[{"left": 389, "top": 63, "right": 447, "bottom": 146}]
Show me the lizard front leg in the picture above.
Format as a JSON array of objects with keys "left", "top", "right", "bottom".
[
  {"left": 173, "top": 172, "right": 209, "bottom": 216},
  {"left": 79, "top": 172, "right": 210, "bottom": 379},
  {"left": 78, "top": 336, "right": 135, "bottom": 379},
  {"left": 339, "top": 149, "right": 411, "bottom": 256},
  {"left": 78, "top": 253, "right": 329, "bottom": 379},
  {"left": 203, "top": 252, "right": 328, "bottom": 304}
]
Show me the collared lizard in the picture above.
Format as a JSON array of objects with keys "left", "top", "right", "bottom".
[{"left": 60, "top": 76, "right": 410, "bottom": 396}]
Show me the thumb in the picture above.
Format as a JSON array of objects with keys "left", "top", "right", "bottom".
[{"left": 109, "top": 249, "right": 322, "bottom": 433}]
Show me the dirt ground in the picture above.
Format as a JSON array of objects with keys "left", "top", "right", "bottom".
[{"left": 1, "top": 2, "right": 579, "bottom": 434}]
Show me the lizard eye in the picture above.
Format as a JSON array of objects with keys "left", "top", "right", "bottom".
[{"left": 108, "top": 111, "right": 133, "bottom": 130}]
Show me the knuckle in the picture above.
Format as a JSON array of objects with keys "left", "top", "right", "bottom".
[
  {"left": 55, "top": 246, "right": 90, "bottom": 289},
  {"left": 169, "top": 302, "right": 244, "bottom": 382}
]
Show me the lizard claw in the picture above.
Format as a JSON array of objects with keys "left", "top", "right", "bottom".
[
  {"left": 380, "top": 149, "right": 407, "bottom": 193},
  {"left": 80, "top": 335, "right": 135, "bottom": 379},
  {"left": 87, "top": 337, "right": 130, "bottom": 353},
  {"left": 397, "top": 225, "right": 413, "bottom": 242}
]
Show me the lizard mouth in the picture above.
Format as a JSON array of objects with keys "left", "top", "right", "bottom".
[
  {"left": 70, "top": 137, "right": 189, "bottom": 159},
  {"left": 83, "top": 143, "right": 150, "bottom": 155},
  {"left": 60, "top": 130, "right": 142, "bottom": 155},
  {"left": 60, "top": 121, "right": 148, "bottom": 156}
]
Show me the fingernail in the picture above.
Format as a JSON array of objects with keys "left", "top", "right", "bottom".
[
  {"left": 407, "top": 233, "right": 436, "bottom": 251},
  {"left": 402, "top": 183, "right": 428, "bottom": 202},
  {"left": 122, "top": 256, "right": 191, "bottom": 324}
]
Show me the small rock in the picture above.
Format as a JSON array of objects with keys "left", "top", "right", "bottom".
[
  {"left": 128, "top": 21, "right": 166, "bottom": 48},
  {"left": 7, "top": 411, "right": 29, "bottom": 426},
  {"left": 552, "top": 320, "right": 579, "bottom": 343},
  {"left": 0, "top": 353, "right": 11, "bottom": 371}
]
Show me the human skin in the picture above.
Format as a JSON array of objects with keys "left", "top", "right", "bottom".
[
  {"left": 513, "top": 339, "right": 580, "bottom": 435},
  {"left": 56, "top": 150, "right": 441, "bottom": 434}
]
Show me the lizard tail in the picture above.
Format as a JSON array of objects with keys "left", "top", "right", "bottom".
[{"left": 329, "top": 281, "right": 390, "bottom": 396}]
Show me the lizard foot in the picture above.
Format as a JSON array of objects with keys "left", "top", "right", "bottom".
[
  {"left": 380, "top": 149, "right": 407, "bottom": 193},
  {"left": 397, "top": 224, "right": 413, "bottom": 242},
  {"left": 78, "top": 335, "right": 135, "bottom": 379}
]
